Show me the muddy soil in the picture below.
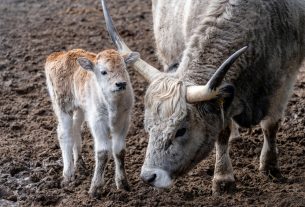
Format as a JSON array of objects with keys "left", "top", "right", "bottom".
[{"left": 0, "top": 0, "right": 305, "bottom": 206}]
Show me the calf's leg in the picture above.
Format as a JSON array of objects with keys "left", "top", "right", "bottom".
[
  {"left": 112, "top": 123, "right": 130, "bottom": 191},
  {"left": 72, "top": 109, "right": 86, "bottom": 173},
  {"left": 56, "top": 110, "right": 75, "bottom": 186},
  {"left": 88, "top": 117, "right": 110, "bottom": 197}
]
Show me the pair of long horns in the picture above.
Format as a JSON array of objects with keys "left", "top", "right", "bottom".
[{"left": 100, "top": 0, "right": 247, "bottom": 103}]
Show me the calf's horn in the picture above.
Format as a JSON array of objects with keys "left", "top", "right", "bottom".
[
  {"left": 100, "top": 0, "right": 161, "bottom": 82},
  {"left": 186, "top": 46, "right": 248, "bottom": 103}
]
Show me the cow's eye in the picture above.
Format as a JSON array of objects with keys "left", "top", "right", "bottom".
[
  {"left": 101, "top": 71, "right": 107, "bottom": 75},
  {"left": 175, "top": 128, "right": 186, "bottom": 138}
]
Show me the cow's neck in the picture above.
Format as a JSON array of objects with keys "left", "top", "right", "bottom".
[
  {"left": 176, "top": 43, "right": 226, "bottom": 86},
  {"left": 174, "top": 1, "right": 244, "bottom": 87}
]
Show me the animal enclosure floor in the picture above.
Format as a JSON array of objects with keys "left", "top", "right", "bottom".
[{"left": 0, "top": 0, "right": 305, "bottom": 206}]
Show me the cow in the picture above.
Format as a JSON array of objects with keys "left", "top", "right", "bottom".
[
  {"left": 100, "top": 0, "right": 305, "bottom": 194},
  {"left": 45, "top": 48, "right": 139, "bottom": 197}
]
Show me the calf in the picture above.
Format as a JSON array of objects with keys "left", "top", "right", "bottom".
[{"left": 45, "top": 49, "right": 139, "bottom": 197}]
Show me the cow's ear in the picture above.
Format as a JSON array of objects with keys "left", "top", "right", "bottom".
[
  {"left": 217, "top": 84, "right": 235, "bottom": 111},
  {"left": 77, "top": 57, "right": 94, "bottom": 71},
  {"left": 197, "top": 84, "right": 235, "bottom": 115}
]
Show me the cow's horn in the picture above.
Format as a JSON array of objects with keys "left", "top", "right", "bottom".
[
  {"left": 100, "top": 0, "right": 161, "bottom": 82},
  {"left": 186, "top": 46, "right": 248, "bottom": 103}
]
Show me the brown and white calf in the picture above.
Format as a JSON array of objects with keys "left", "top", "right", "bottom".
[{"left": 45, "top": 49, "right": 139, "bottom": 197}]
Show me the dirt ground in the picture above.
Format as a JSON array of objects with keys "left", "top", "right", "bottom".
[{"left": 0, "top": 0, "right": 305, "bottom": 206}]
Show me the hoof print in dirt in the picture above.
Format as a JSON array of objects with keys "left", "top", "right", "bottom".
[{"left": 212, "top": 179, "right": 236, "bottom": 196}]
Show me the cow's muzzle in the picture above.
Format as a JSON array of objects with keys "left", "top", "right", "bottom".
[{"left": 140, "top": 167, "right": 173, "bottom": 188}]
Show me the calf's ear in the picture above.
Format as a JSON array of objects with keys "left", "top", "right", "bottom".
[
  {"left": 123, "top": 52, "right": 140, "bottom": 65},
  {"left": 77, "top": 57, "right": 94, "bottom": 71}
]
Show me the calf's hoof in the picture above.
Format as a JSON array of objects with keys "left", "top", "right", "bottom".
[
  {"left": 61, "top": 175, "right": 75, "bottom": 187},
  {"left": 89, "top": 185, "right": 102, "bottom": 199},
  {"left": 116, "top": 179, "right": 130, "bottom": 191},
  {"left": 212, "top": 177, "right": 236, "bottom": 195}
]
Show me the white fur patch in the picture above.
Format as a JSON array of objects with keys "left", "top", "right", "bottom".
[
  {"left": 213, "top": 173, "right": 235, "bottom": 182},
  {"left": 141, "top": 166, "right": 173, "bottom": 188},
  {"left": 112, "top": 138, "right": 125, "bottom": 155}
]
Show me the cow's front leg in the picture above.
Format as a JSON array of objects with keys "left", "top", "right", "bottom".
[
  {"left": 259, "top": 118, "right": 282, "bottom": 178},
  {"left": 212, "top": 126, "right": 235, "bottom": 195},
  {"left": 229, "top": 121, "right": 240, "bottom": 141}
]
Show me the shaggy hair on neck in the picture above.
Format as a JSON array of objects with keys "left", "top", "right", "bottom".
[{"left": 145, "top": 75, "right": 187, "bottom": 122}]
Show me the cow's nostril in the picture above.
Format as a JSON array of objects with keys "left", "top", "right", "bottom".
[
  {"left": 147, "top": 173, "right": 157, "bottom": 183},
  {"left": 116, "top": 82, "right": 127, "bottom": 90},
  {"left": 142, "top": 173, "right": 157, "bottom": 184}
]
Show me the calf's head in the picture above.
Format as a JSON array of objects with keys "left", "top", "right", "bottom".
[
  {"left": 77, "top": 49, "right": 138, "bottom": 95},
  {"left": 100, "top": 0, "right": 247, "bottom": 188}
]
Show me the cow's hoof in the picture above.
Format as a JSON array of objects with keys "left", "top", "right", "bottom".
[
  {"left": 260, "top": 167, "right": 286, "bottom": 183},
  {"left": 212, "top": 178, "right": 236, "bottom": 195},
  {"left": 116, "top": 179, "right": 130, "bottom": 191}
]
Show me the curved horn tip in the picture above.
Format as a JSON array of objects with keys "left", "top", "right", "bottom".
[
  {"left": 237, "top": 46, "right": 248, "bottom": 55},
  {"left": 208, "top": 45, "right": 248, "bottom": 90}
]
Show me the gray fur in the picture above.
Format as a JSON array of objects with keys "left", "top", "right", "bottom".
[{"left": 141, "top": 0, "right": 305, "bottom": 192}]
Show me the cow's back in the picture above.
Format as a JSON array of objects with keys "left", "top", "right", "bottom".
[
  {"left": 172, "top": 0, "right": 305, "bottom": 127},
  {"left": 152, "top": 0, "right": 210, "bottom": 70}
]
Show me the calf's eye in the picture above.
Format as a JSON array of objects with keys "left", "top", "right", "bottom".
[
  {"left": 175, "top": 128, "right": 186, "bottom": 138},
  {"left": 101, "top": 71, "right": 107, "bottom": 75}
]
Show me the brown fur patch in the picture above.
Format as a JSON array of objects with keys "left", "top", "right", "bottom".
[
  {"left": 96, "top": 49, "right": 125, "bottom": 73},
  {"left": 45, "top": 49, "right": 96, "bottom": 113},
  {"left": 45, "top": 49, "right": 129, "bottom": 114},
  {"left": 46, "top": 51, "right": 65, "bottom": 62}
]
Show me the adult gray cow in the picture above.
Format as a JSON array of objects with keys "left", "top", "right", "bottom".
[{"left": 100, "top": 0, "right": 305, "bottom": 194}]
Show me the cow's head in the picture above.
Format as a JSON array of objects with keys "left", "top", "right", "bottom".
[{"left": 101, "top": 0, "right": 247, "bottom": 188}]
